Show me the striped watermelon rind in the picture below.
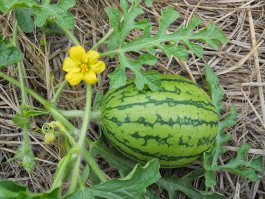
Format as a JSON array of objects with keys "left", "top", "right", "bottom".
[{"left": 100, "top": 74, "right": 219, "bottom": 167}]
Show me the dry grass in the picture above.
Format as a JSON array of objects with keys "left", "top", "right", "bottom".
[{"left": 0, "top": 0, "right": 265, "bottom": 198}]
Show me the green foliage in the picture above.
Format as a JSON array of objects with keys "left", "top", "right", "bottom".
[
  {"left": 52, "top": 154, "right": 74, "bottom": 189},
  {"left": 144, "top": 0, "right": 153, "bottom": 7},
  {"left": 13, "top": 106, "right": 48, "bottom": 128},
  {"left": 0, "top": 0, "right": 76, "bottom": 30},
  {"left": 203, "top": 65, "right": 263, "bottom": 188},
  {"left": 205, "top": 65, "right": 224, "bottom": 116},
  {"left": 0, "top": 180, "right": 26, "bottom": 199},
  {"left": 0, "top": 39, "right": 24, "bottom": 67},
  {"left": 64, "top": 159, "right": 160, "bottom": 199},
  {"left": 0, "top": 180, "right": 60, "bottom": 199},
  {"left": 157, "top": 170, "right": 227, "bottom": 199},
  {"left": 105, "top": 0, "right": 227, "bottom": 90},
  {"left": 91, "top": 138, "right": 227, "bottom": 199},
  {"left": 15, "top": 8, "right": 34, "bottom": 33},
  {"left": 0, "top": 0, "right": 35, "bottom": 13},
  {"left": 92, "top": 91, "right": 104, "bottom": 112},
  {"left": 15, "top": 140, "right": 35, "bottom": 172},
  {"left": 91, "top": 139, "right": 136, "bottom": 177}
]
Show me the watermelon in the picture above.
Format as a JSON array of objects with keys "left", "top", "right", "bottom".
[{"left": 100, "top": 74, "right": 219, "bottom": 167}]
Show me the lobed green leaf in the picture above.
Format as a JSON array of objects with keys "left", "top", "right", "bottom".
[
  {"left": 203, "top": 65, "right": 263, "bottom": 188},
  {"left": 0, "top": 40, "right": 24, "bottom": 67},
  {"left": 64, "top": 159, "right": 160, "bottom": 199},
  {"left": 0, "top": 0, "right": 76, "bottom": 30},
  {"left": 0, "top": 180, "right": 60, "bottom": 199},
  {"left": 157, "top": 170, "right": 227, "bottom": 199},
  {"left": 105, "top": 1, "right": 227, "bottom": 90},
  {"left": 205, "top": 65, "right": 224, "bottom": 116},
  {"left": 15, "top": 8, "right": 34, "bottom": 33}
]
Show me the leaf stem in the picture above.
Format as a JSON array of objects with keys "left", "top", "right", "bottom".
[
  {"left": 91, "top": 5, "right": 132, "bottom": 50},
  {"left": 51, "top": 79, "right": 67, "bottom": 105},
  {"left": 58, "top": 24, "right": 80, "bottom": 46},
  {"left": 83, "top": 149, "right": 108, "bottom": 182},
  {"left": 12, "top": 20, "right": 35, "bottom": 171},
  {"left": 100, "top": 49, "right": 120, "bottom": 57},
  {"left": 60, "top": 110, "right": 101, "bottom": 121},
  {"left": 91, "top": 29, "right": 114, "bottom": 50}
]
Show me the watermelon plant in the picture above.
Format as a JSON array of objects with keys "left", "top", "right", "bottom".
[{"left": 0, "top": 0, "right": 263, "bottom": 198}]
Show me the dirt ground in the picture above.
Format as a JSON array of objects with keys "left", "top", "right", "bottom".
[{"left": 0, "top": 0, "right": 264, "bottom": 198}]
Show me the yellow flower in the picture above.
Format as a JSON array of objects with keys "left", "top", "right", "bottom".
[{"left": 63, "top": 46, "right": 106, "bottom": 85}]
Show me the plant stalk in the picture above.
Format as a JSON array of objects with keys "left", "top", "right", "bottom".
[
  {"left": 0, "top": 71, "right": 76, "bottom": 133},
  {"left": 100, "top": 49, "right": 120, "bottom": 57},
  {"left": 83, "top": 149, "right": 108, "bottom": 182},
  {"left": 58, "top": 24, "right": 80, "bottom": 46},
  {"left": 91, "top": 29, "right": 113, "bottom": 50},
  {"left": 68, "top": 85, "right": 92, "bottom": 193},
  {"left": 60, "top": 110, "right": 101, "bottom": 121},
  {"left": 51, "top": 79, "right": 67, "bottom": 104}
]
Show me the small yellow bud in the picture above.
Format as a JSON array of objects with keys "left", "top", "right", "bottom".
[{"left": 44, "top": 132, "right": 55, "bottom": 144}]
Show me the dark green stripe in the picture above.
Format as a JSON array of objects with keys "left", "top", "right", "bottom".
[
  {"left": 102, "top": 89, "right": 183, "bottom": 109},
  {"left": 103, "top": 97, "right": 217, "bottom": 115},
  {"left": 197, "top": 136, "right": 216, "bottom": 147},
  {"left": 103, "top": 77, "right": 197, "bottom": 105},
  {"left": 159, "top": 78, "right": 195, "bottom": 86},
  {"left": 103, "top": 129, "right": 202, "bottom": 161},
  {"left": 130, "top": 131, "right": 174, "bottom": 147},
  {"left": 104, "top": 114, "right": 218, "bottom": 128},
  {"left": 103, "top": 82, "right": 134, "bottom": 102}
]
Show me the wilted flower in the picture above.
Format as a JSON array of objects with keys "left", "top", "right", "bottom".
[{"left": 44, "top": 132, "right": 55, "bottom": 144}]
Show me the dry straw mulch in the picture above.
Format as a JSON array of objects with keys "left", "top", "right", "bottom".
[{"left": 0, "top": 0, "right": 264, "bottom": 198}]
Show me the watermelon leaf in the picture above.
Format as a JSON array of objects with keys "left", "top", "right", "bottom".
[
  {"left": 91, "top": 138, "right": 228, "bottom": 199},
  {"left": 205, "top": 65, "right": 224, "bottom": 116},
  {"left": 0, "top": 0, "right": 76, "bottom": 30},
  {"left": 0, "top": 180, "right": 60, "bottom": 199},
  {"left": 157, "top": 170, "right": 227, "bottom": 199},
  {"left": 144, "top": 0, "right": 153, "bottom": 7},
  {"left": 105, "top": 0, "right": 227, "bottom": 90},
  {"left": 64, "top": 159, "right": 161, "bottom": 199},
  {"left": 92, "top": 91, "right": 104, "bottom": 112},
  {"left": 91, "top": 138, "right": 160, "bottom": 199},
  {"left": 91, "top": 138, "right": 136, "bottom": 177},
  {"left": 0, "top": 40, "right": 24, "bottom": 67},
  {"left": 203, "top": 66, "right": 264, "bottom": 188},
  {"left": 15, "top": 8, "right": 35, "bottom": 33}
]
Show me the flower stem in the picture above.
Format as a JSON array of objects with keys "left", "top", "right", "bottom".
[
  {"left": 78, "top": 85, "right": 92, "bottom": 147},
  {"left": 69, "top": 84, "right": 92, "bottom": 193}
]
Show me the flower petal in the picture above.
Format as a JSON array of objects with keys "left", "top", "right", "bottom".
[
  {"left": 65, "top": 71, "right": 84, "bottom": 86},
  {"left": 90, "top": 61, "right": 106, "bottom": 74},
  {"left": 84, "top": 71, "right": 98, "bottom": 84},
  {"left": 69, "top": 46, "right": 85, "bottom": 63},
  {"left": 63, "top": 57, "right": 79, "bottom": 72},
  {"left": 85, "top": 50, "right": 100, "bottom": 65}
]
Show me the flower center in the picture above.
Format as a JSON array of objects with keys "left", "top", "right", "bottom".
[{"left": 80, "top": 63, "right": 88, "bottom": 72}]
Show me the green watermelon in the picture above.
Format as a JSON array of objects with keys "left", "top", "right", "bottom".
[{"left": 100, "top": 74, "right": 219, "bottom": 167}]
